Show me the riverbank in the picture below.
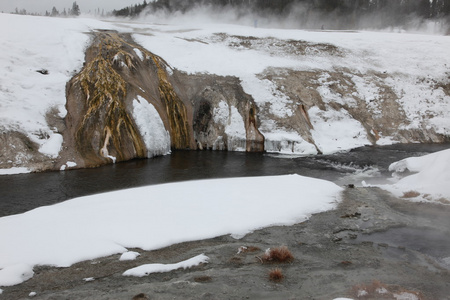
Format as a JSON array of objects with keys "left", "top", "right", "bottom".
[{"left": 2, "top": 186, "right": 449, "bottom": 299}]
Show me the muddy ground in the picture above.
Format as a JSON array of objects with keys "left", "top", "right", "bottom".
[{"left": 2, "top": 187, "right": 450, "bottom": 300}]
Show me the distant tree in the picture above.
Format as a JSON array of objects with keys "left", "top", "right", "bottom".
[
  {"left": 71, "top": 1, "right": 81, "bottom": 16},
  {"left": 51, "top": 6, "right": 59, "bottom": 16},
  {"left": 418, "top": 0, "right": 431, "bottom": 17}
]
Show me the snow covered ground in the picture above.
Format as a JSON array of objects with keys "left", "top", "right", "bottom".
[
  {"left": 0, "top": 14, "right": 114, "bottom": 162},
  {"left": 377, "top": 148, "right": 450, "bottom": 203},
  {"left": 1, "top": 13, "right": 450, "bottom": 175},
  {"left": 1, "top": 13, "right": 450, "bottom": 289},
  {"left": 0, "top": 174, "right": 341, "bottom": 286}
]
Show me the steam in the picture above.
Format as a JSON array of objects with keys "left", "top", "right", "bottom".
[{"left": 131, "top": 1, "right": 450, "bottom": 35}]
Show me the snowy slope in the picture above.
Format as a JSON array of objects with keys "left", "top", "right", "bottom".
[{"left": 0, "top": 14, "right": 113, "bottom": 156}]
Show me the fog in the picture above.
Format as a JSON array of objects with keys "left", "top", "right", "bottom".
[{"left": 131, "top": 2, "right": 450, "bottom": 35}]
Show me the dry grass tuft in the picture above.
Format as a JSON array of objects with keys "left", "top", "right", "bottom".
[
  {"left": 263, "top": 246, "right": 294, "bottom": 263},
  {"left": 194, "top": 275, "right": 212, "bottom": 283},
  {"left": 402, "top": 191, "right": 421, "bottom": 198},
  {"left": 132, "top": 293, "right": 149, "bottom": 300},
  {"left": 268, "top": 268, "right": 284, "bottom": 282}
]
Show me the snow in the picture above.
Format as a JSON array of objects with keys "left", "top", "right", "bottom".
[
  {"left": 119, "top": 251, "right": 140, "bottom": 261},
  {"left": 0, "top": 174, "right": 342, "bottom": 286},
  {"left": 83, "top": 277, "right": 95, "bottom": 282},
  {"left": 0, "top": 167, "right": 31, "bottom": 176},
  {"left": 132, "top": 96, "right": 171, "bottom": 157},
  {"left": 0, "top": 14, "right": 116, "bottom": 163},
  {"left": 378, "top": 148, "right": 450, "bottom": 202},
  {"left": 29, "top": 291, "right": 37, "bottom": 297},
  {"left": 38, "top": 133, "right": 63, "bottom": 158},
  {"left": 123, "top": 254, "right": 209, "bottom": 277},
  {"left": 309, "top": 106, "right": 369, "bottom": 154},
  {"left": 131, "top": 21, "right": 450, "bottom": 154},
  {"left": 133, "top": 48, "right": 144, "bottom": 60},
  {"left": 394, "top": 292, "right": 419, "bottom": 300},
  {"left": 0, "top": 263, "right": 34, "bottom": 286}
]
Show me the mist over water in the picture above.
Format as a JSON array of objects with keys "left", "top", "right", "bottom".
[{"left": 130, "top": 1, "right": 450, "bottom": 34}]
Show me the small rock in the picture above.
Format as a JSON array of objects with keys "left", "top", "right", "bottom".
[
  {"left": 348, "top": 233, "right": 358, "bottom": 239},
  {"left": 36, "top": 69, "right": 49, "bottom": 75}
]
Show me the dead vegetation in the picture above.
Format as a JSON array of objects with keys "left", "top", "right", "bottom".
[
  {"left": 268, "top": 268, "right": 284, "bottom": 283},
  {"left": 261, "top": 246, "right": 294, "bottom": 263},
  {"left": 402, "top": 191, "right": 421, "bottom": 198}
]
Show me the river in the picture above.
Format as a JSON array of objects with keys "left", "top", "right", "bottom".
[{"left": 0, "top": 143, "right": 448, "bottom": 217}]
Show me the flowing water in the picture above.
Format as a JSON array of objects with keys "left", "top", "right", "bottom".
[{"left": 0, "top": 143, "right": 448, "bottom": 217}]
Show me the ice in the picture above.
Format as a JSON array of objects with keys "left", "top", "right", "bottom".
[{"left": 132, "top": 96, "right": 171, "bottom": 157}]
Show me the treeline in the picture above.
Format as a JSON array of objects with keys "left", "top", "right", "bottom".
[
  {"left": 113, "top": 0, "right": 450, "bottom": 29},
  {"left": 11, "top": 1, "right": 81, "bottom": 17}
]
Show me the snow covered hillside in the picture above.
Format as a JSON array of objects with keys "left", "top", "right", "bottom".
[{"left": 0, "top": 13, "right": 449, "bottom": 174}]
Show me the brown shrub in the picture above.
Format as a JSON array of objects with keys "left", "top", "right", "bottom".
[
  {"left": 194, "top": 275, "right": 212, "bottom": 283},
  {"left": 132, "top": 293, "right": 149, "bottom": 300},
  {"left": 268, "top": 268, "right": 284, "bottom": 282},
  {"left": 402, "top": 191, "right": 421, "bottom": 198},
  {"left": 263, "top": 246, "right": 294, "bottom": 263}
]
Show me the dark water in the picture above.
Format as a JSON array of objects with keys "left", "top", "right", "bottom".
[{"left": 0, "top": 143, "right": 448, "bottom": 217}]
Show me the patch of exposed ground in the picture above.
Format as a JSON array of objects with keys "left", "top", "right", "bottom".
[
  {"left": 3, "top": 187, "right": 449, "bottom": 300},
  {"left": 210, "top": 33, "right": 343, "bottom": 57},
  {"left": 260, "top": 67, "right": 450, "bottom": 148}
]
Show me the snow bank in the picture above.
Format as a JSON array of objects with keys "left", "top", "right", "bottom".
[
  {"left": 0, "top": 174, "right": 342, "bottom": 286},
  {"left": 379, "top": 148, "right": 450, "bottom": 202},
  {"left": 123, "top": 254, "right": 209, "bottom": 277},
  {"left": 0, "top": 167, "right": 31, "bottom": 176},
  {"left": 119, "top": 251, "right": 140, "bottom": 261}
]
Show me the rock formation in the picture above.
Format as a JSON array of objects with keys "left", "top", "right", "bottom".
[
  {"left": 61, "top": 31, "right": 264, "bottom": 169},
  {"left": 1, "top": 30, "right": 449, "bottom": 172}
]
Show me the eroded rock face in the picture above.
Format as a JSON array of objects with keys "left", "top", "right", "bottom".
[
  {"left": 62, "top": 31, "right": 264, "bottom": 169},
  {"left": 0, "top": 130, "right": 52, "bottom": 171},
  {"left": 2, "top": 30, "right": 449, "bottom": 172},
  {"left": 178, "top": 73, "right": 264, "bottom": 152},
  {"left": 63, "top": 31, "right": 195, "bottom": 168}
]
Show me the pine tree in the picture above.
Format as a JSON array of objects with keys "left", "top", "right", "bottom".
[
  {"left": 51, "top": 6, "right": 59, "bottom": 16},
  {"left": 71, "top": 1, "right": 80, "bottom": 16}
]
